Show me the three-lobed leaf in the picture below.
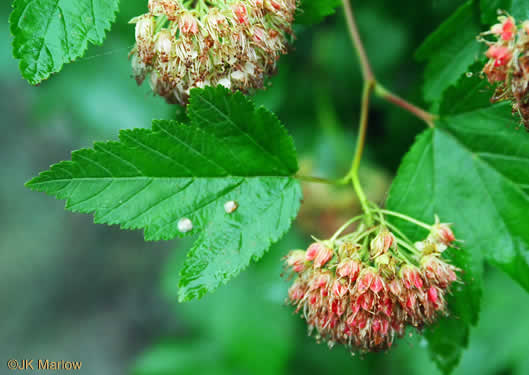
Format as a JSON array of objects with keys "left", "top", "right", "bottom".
[
  {"left": 10, "top": 0, "right": 120, "bottom": 85},
  {"left": 26, "top": 86, "right": 302, "bottom": 302},
  {"left": 387, "top": 99, "right": 529, "bottom": 373}
]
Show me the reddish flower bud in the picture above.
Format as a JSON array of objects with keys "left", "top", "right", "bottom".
[
  {"left": 358, "top": 291, "right": 375, "bottom": 311},
  {"left": 357, "top": 270, "right": 375, "bottom": 294},
  {"left": 253, "top": 26, "right": 267, "bottom": 43},
  {"left": 430, "top": 218, "right": 456, "bottom": 247},
  {"left": 309, "top": 271, "right": 332, "bottom": 290},
  {"left": 308, "top": 292, "right": 319, "bottom": 306},
  {"left": 421, "top": 255, "right": 459, "bottom": 288},
  {"left": 270, "top": 0, "right": 281, "bottom": 10},
  {"left": 331, "top": 298, "right": 346, "bottom": 317},
  {"left": 285, "top": 250, "right": 306, "bottom": 272},
  {"left": 352, "top": 312, "right": 368, "bottom": 329},
  {"left": 233, "top": 3, "right": 249, "bottom": 24},
  {"left": 414, "top": 272, "right": 423, "bottom": 289},
  {"left": 380, "top": 319, "right": 389, "bottom": 335},
  {"left": 305, "top": 242, "right": 321, "bottom": 261},
  {"left": 336, "top": 259, "right": 360, "bottom": 280},
  {"left": 388, "top": 278, "right": 403, "bottom": 297},
  {"left": 502, "top": 17, "right": 517, "bottom": 41},
  {"left": 427, "top": 286, "right": 438, "bottom": 305},
  {"left": 370, "top": 230, "right": 395, "bottom": 257},
  {"left": 401, "top": 265, "right": 422, "bottom": 289},
  {"left": 381, "top": 298, "right": 393, "bottom": 317},
  {"left": 448, "top": 268, "right": 457, "bottom": 283},
  {"left": 372, "top": 318, "right": 381, "bottom": 332},
  {"left": 314, "top": 246, "right": 333, "bottom": 268},
  {"left": 486, "top": 45, "right": 513, "bottom": 67},
  {"left": 180, "top": 12, "right": 199, "bottom": 34},
  {"left": 405, "top": 293, "right": 416, "bottom": 310},
  {"left": 370, "top": 274, "right": 385, "bottom": 294},
  {"left": 332, "top": 279, "right": 347, "bottom": 298},
  {"left": 288, "top": 280, "right": 305, "bottom": 302}
]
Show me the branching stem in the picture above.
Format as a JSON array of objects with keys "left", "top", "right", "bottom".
[
  {"left": 341, "top": 1, "right": 436, "bottom": 128},
  {"left": 375, "top": 85, "right": 436, "bottom": 128},
  {"left": 298, "top": 2, "right": 439, "bottom": 240},
  {"left": 336, "top": 0, "right": 437, "bottom": 226}
]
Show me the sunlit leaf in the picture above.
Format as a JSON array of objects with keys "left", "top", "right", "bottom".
[{"left": 27, "top": 86, "right": 302, "bottom": 302}]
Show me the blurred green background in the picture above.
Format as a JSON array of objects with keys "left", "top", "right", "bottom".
[{"left": 2, "top": 1, "right": 529, "bottom": 374}]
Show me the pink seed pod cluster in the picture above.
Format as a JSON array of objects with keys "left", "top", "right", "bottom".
[
  {"left": 130, "top": 0, "right": 297, "bottom": 105},
  {"left": 284, "top": 218, "right": 459, "bottom": 353},
  {"left": 479, "top": 13, "right": 529, "bottom": 130}
]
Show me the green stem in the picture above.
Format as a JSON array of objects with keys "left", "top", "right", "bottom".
[
  {"left": 343, "top": 81, "right": 375, "bottom": 224},
  {"left": 368, "top": 202, "right": 413, "bottom": 243},
  {"left": 341, "top": 2, "right": 435, "bottom": 129},
  {"left": 339, "top": 225, "right": 378, "bottom": 243},
  {"left": 393, "top": 248, "right": 416, "bottom": 266},
  {"left": 340, "top": 1, "right": 436, "bottom": 227},
  {"left": 383, "top": 221, "right": 412, "bottom": 244},
  {"left": 330, "top": 214, "right": 365, "bottom": 242},
  {"left": 378, "top": 209, "right": 432, "bottom": 231},
  {"left": 375, "top": 84, "right": 436, "bottom": 128},
  {"left": 341, "top": 0, "right": 374, "bottom": 82},
  {"left": 395, "top": 238, "right": 420, "bottom": 256}
]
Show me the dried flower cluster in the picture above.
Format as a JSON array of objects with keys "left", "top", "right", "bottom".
[
  {"left": 130, "top": 0, "right": 297, "bottom": 105},
  {"left": 284, "top": 216, "right": 459, "bottom": 352},
  {"left": 479, "top": 13, "right": 529, "bottom": 130}
]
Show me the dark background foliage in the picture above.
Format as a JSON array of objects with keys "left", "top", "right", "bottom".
[{"left": 2, "top": 1, "right": 528, "bottom": 374}]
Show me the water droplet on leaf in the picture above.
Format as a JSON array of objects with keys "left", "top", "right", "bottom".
[
  {"left": 224, "top": 200, "right": 238, "bottom": 214},
  {"left": 178, "top": 218, "right": 193, "bottom": 233}
]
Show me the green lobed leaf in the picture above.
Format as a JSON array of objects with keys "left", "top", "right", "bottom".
[
  {"left": 10, "top": 0, "right": 120, "bottom": 85},
  {"left": 415, "top": 0, "right": 483, "bottom": 104},
  {"left": 295, "top": 0, "right": 341, "bottom": 25},
  {"left": 26, "top": 86, "right": 302, "bottom": 302},
  {"left": 387, "top": 102, "right": 529, "bottom": 372},
  {"left": 480, "top": 0, "right": 529, "bottom": 25}
]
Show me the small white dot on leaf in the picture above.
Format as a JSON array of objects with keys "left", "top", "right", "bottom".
[
  {"left": 178, "top": 218, "right": 193, "bottom": 233},
  {"left": 224, "top": 200, "right": 238, "bottom": 214}
]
